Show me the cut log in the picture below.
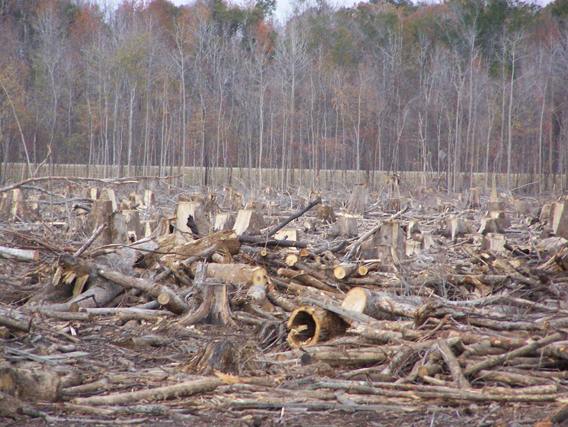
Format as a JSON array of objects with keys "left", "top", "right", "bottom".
[
  {"left": 214, "top": 212, "right": 235, "bottom": 231},
  {"left": 286, "top": 306, "right": 347, "bottom": 348},
  {"left": 277, "top": 267, "right": 335, "bottom": 292},
  {"left": 99, "top": 269, "right": 188, "bottom": 315},
  {"left": 233, "top": 209, "right": 264, "bottom": 236},
  {"left": 0, "top": 364, "right": 61, "bottom": 402},
  {"left": 0, "top": 245, "right": 39, "bottom": 262},
  {"left": 330, "top": 216, "right": 358, "bottom": 238},
  {"left": 340, "top": 287, "right": 423, "bottom": 322},
  {"left": 333, "top": 263, "right": 358, "bottom": 280},
  {"left": 0, "top": 307, "right": 33, "bottom": 331},
  {"left": 206, "top": 263, "right": 267, "bottom": 286},
  {"left": 285, "top": 253, "right": 299, "bottom": 267},
  {"left": 346, "top": 184, "right": 367, "bottom": 215}
]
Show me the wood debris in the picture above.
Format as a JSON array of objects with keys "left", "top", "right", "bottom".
[{"left": 0, "top": 177, "right": 567, "bottom": 425}]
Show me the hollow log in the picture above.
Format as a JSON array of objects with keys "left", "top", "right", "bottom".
[{"left": 286, "top": 306, "right": 347, "bottom": 348}]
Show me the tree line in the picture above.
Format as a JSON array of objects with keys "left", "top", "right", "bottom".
[{"left": 0, "top": 0, "right": 567, "bottom": 193}]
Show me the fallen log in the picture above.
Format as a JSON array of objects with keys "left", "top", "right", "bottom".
[
  {"left": 277, "top": 267, "right": 335, "bottom": 292},
  {"left": 206, "top": 263, "right": 267, "bottom": 286},
  {"left": 0, "top": 245, "right": 39, "bottom": 262},
  {"left": 286, "top": 306, "right": 347, "bottom": 348},
  {"left": 0, "top": 307, "right": 33, "bottom": 331},
  {"left": 72, "top": 377, "right": 223, "bottom": 406},
  {"left": 341, "top": 287, "right": 422, "bottom": 321},
  {"left": 98, "top": 270, "right": 188, "bottom": 315}
]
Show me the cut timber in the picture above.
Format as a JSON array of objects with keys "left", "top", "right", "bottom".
[
  {"left": 214, "top": 212, "right": 235, "bottom": 231},
  {"left": 346, "top": 184, "right": 367, "bottom": 215},
  {"left": 0, "top": 246, "right": 39, "bottom": 262},
  {"left": 175, "top": 201, "right": 212, "bottom": 244},
  {"left": 316, "top": 205, "right": 336, "bottom": 223},
  {"left": 340, "top": 287, "right": 423, "bottom": 322},
  {"left": 287, "top": 306, "right": 347, "bottom": 347},
  {"left": 277, "top": 267, "right": 335, "bottom": 293},
  {"left": 206, "top": 263, "right": 267, "bottom": 286},
  {"left": 285, "top": 253, "right": 299, "bottom": 267},
  {"left": 552, "top": 202, "right": 568, "bottom": 238},
  {"left": 0, "top": 307, "right": 33, "bottom": 331},
  {"left": 233, "top": 209, "right": 264, "bottom": 236},
  {"left": 330, "top": 216, "right": 358, "bottom": 238},
  {"left": 467, "top": 187, "right": 481, "bottom": 209},
  {"left": 481, "top": 233, "right": 506, "bottom": 252},
  {"left": 333, "top": 263, "right": 358, "bottom": 280},
  {"left": 442, "top": 215, "right": 471, "bottom": 242}
]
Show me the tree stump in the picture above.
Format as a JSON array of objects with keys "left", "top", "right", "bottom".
[
  {"left": 330, "top": 216, "right": 358, "bottom": 238},
  {"left": 346, "top": 184, "right": 367, "bottom": 215},
  {"left": 233, "top": 209, "right": 264, "bottom": 236},
  {"left": 214, "top": 212, "right": 235, "bottom": 231},
  {"left": 467, "top": 187, "right": 481, "bottom": 209},
  {"left": 316, "top": 204, "right": 336, "bottom": 223},
  {"left": 175, "top": 201, "right": 212, "bottom": 244}
]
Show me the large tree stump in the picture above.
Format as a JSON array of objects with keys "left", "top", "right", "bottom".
[
  {"left": 361, "top": 220, "right": 405, "bottom": 264},
  {"left": 214, "top": 212, "right": 235, "bottom": 231},
  {"left": 175, "top": 201, "right": 212, "bottom": 244},
  {"left": 233, "top": 209, "right": 264, "bottom": 236},
  {"left": 316, "top": 204, "right": 336, "bottom": 223},
  {"left": 86, "top": 200, "right": 113, "bottom": 247},
  {"left": 467, "top": 187, "right": 481, "bottom": 209},
  {"left": 346, "top": 184, "right": 367, "bottom": 215},
  {"left": 552, "top": 201, "right": 568, "bottom": 238},
  {"left": 487, "top": 185, "right": 504, "bottom": 211},
  {"left": 330, "top": 216, "right": 358, "bottom": 238}
]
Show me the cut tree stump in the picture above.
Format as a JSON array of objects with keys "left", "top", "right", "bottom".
[
  {"left": 467, "top": 187, "right": 481, "bottom": 209},
  {"left": 487, "top": 185, "right": 504, "bottom": 211},
  {"left": 214, "top": 212, "right": 235, "bottom": 231},
  {"left": 330, "top": 216, "right": 358, "bottom": 238},
  {"left": 273, "top": 228, "right": 298, "bottom": 241},
  {"left": 85, "top": 200, "right": 113, "bottom": 247},
  {"left": 442, "top": 215, "right": 471, "bottom": 242},
  {"left": 481, "top": 233, "right": 506, "bottom": 252},
  {"left": 552, "top": 201, "right": 568, "bottom": 238},
  {"left": 286, "top": 306, "right": 347, "bottom": 347},
  {"left": 233, "top": 209, "right": 264, "bottom": 236},
  {"left": 346, "top": 184, "right": 367, "bottom": 215},
  {"left": 175, "top": 201, "right": 212, "bottom": 244},
  {"left": 361, "top": 220, "right": 406, "bottom": 264}
]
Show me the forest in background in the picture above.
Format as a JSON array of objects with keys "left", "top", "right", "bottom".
[{"left": 0, "top": 0, "right": 567, "bottom": 193}]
